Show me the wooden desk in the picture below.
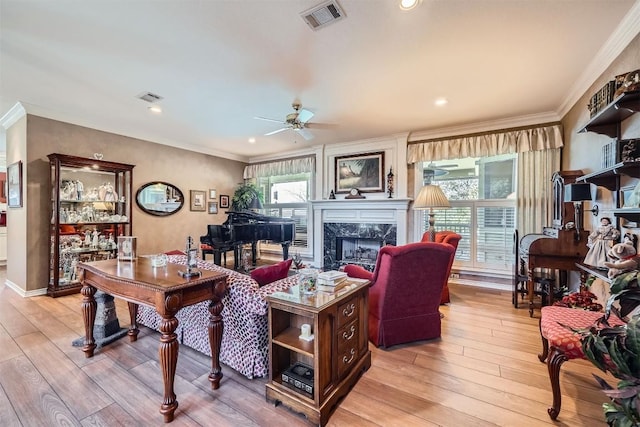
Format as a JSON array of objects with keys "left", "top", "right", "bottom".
[{"left": 77, "top": 258, "right": 228, "bottom": 423}]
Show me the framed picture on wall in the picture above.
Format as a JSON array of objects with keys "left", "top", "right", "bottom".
[
  {"left": 220, "top": 194, "right": 230, "bottom": 209},
  {"left": 208, "top": 201, "right": 218, "bottom": 214},
  {"left": 335, "top": 152, "right": 384, "bottom": 193},
  {"left": 190, "top": 190, "right": 206, "bottom": 211},
  {"left": 7, "top": 160, "right": 23, "bottom": 208},
  {"left": 209, "top": 189, "right": 216, "bottom": 199}
]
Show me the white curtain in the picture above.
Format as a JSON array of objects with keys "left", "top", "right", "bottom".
[
  {"left": 243, "top": 156, "right": 315, "bottom": 179},
  {"left": 407, "top": 123, "right": 563, "bottom": 164},
  {"left": 517, "top": 148, "right": 562, "bottom": 235}
]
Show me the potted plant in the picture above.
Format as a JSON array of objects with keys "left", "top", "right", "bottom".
[
  {"left": 231, "top": 181, "right": 264, "bottom": 211},
  {"left": 574, "top": 270, "right": 640, "bottom": 426}
]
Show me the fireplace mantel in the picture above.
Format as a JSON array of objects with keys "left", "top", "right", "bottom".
[{"left": 310, "top": 198, "right": 412, "bottom": 268}]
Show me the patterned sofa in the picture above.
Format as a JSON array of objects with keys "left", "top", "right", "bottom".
[{"left": 136, "top": 255, "right": 298, "bottom": 379}]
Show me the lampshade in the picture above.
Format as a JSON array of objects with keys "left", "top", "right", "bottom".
[
  {"left": 248, "top": 194, "right": 263, "bottom": 209},
  {"left": 564, "top": 183, "right": 593, "bottom": 202},
  {"left": 414, "top": 184, "right": 451, "bottom": 209}
]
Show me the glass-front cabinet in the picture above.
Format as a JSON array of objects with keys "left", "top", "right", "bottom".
[{"left": 48, "top": 153, "right": 134, "bottom": 297}]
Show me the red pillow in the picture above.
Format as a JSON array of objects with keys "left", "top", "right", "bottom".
[
  {"left": 164, "top": 250, "right": 186, "bottom": 255},
  {"left": 250, "top": 258, "right": 293, "bottom": 286}
]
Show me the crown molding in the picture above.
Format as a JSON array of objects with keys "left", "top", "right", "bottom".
[
  {"left": 0, "top": 102, "right": 27, "bottom": 130},
  {"left": 557, "top": 0, "right": 640, "bottom": 118}
]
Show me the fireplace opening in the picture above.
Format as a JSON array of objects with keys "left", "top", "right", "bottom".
[{"left": 336, "top": 237, "right": 382, "bottom": 269}]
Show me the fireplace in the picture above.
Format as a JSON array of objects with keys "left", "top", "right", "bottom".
[{"left": 311, "top": 198, "right": 411, "bottom": 270}]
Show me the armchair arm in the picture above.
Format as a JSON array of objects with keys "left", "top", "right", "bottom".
[{"left": 343, "top": 264, "right": 374, "bottom": 281}]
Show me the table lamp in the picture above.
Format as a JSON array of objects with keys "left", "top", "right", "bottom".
[
  {"left": 414, "top": 184, "right": 450, "bottom": 242},
  {"left": 564, "top": 183, "right": 597, "bottom": 240}
]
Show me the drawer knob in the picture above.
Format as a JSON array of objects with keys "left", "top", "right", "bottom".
[
  {"left": 342, "top": 348, "right": 356, "bottom": 365},
  {"left": 342, "top": 325, "right": 356, "bottom": 341},
  {"left": 342, "top": 303, "right": 355, "bottom": 317}
]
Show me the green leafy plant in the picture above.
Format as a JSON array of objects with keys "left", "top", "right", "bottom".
[
  {"left": 231, "top": 181, "right": 263, "bottom": 211},
  {"left": 575, "top": 271, "right": 640, "bottom": 426}
]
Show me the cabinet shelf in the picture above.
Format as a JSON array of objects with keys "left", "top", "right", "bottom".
[
  {"left": 272, "top": 327, "right": 315, "bottom": 357},
  {"left": 58, "top": 221, "right": 129, "bottom": 226},
  {"left": 577, "top": 161, "right": 640, "bottom": 190},
  {"left": 579, "top": 90, "right": 640, "bottom": 137}
]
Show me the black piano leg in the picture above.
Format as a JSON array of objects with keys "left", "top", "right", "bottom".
[
  {"left": 281, "top": 243, "right": 291, "bottom": 260},
  {"left": 251, "top": 242, "right": 257, "bottom": 266},
  {"left": 213, "top": 251, "right": 222, "bottom": 266}
]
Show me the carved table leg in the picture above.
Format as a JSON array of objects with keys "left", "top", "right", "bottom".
[
  {"left": 127, "top": 302, "right": 139, "bottom": 342},
  {"left": 527, "top": 266, "right": 535, "bottom": 317},
  {"left": 81, "top": 284, "right": 97, "bottom": 358},
  {"left": 158, "top": 313, "right": 179, "bottom": 423},
  {"left": 208, "top": 279, "right": 228, "bottom": 390}
]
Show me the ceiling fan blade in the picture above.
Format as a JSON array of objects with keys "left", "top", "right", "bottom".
[
  {"left": 254, "top": 116, "right": 285, "bottom": 124},
  {"left": 295, "top": 127, "right": 314, "bottom": 140},
  {"left": 297, "top": 108, "right": 314, "bottom": 124},
  {"left": 264, "top": 127, "right": 290, "bottom": 136},
  {"left": 305, "top": 122, "right": 338, "bottom": 130}
]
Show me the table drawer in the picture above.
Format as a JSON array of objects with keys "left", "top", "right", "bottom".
[
  {"left": 337, "top": 346, "right": 358, "bottom": 378},
  {"left": 337, "top": 319, "right": 358, "bottom": 353},
  {"left": 337, "top": 297, "right": 358, "bottom": 328}
]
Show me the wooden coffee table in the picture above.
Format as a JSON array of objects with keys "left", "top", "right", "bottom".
[{"left": 77, "top": 258, "right": 228, "bottom": 423}]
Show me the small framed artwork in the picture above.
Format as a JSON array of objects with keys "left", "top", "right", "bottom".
[
  {"left": 620, "top": 183, "right": 640, "bottom": 208},
  {"left": 208, "top": 201, "right": 218, "bottom": 214},
  {"left": 220, "top": 194, "right": 230, "bottom": 209},
  {"left": 209, "top": 189, "right": 217, "bottom": 199},
  {"left": 335, "top": 151, "right": 384, "bottom": 193},
  {"left": 190, "top": 190, "right": 206, "bottom": 211},
  {"left": 7, "top": 160, "right": 23, "bottom": 208}
]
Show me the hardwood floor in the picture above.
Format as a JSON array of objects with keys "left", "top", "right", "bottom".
[{"left": 0, "top": 267, "right": 612, "bottom": 426}]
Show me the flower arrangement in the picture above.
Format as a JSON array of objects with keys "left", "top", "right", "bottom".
[{"left": 553, "top": 290, "right": 603, "bottom": 312}]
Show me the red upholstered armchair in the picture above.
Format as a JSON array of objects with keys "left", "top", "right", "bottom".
[
  {"left": 422, "top": 231, "right": 461, "bottom": 304},
  {"left": 343, "top": 242, "right": 456, "bottom": 348}
]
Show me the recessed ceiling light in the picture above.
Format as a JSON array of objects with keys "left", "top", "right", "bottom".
[
  {"left": 148, "top": 105, "right": 162, "bottom": 114},
  {"left": 248, "top": 137, "right": 256, "bottom": 144},
  {"left": 399, "top": 0, "right": 420, "bottom": 11},
  {"left": 434, "top": 98, "right": 448, "bottom": 107}
]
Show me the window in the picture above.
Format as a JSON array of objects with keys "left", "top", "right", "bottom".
[
  {"left": 422, "top": 154, "right": 516, "bottom": 273},
  {"left": 256, "top": 172, "right": 311, "bottom": 251}
]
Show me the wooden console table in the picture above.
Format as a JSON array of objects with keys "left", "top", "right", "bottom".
[{"left": 77, "top": 258, "right": 228, "bottom": 423}]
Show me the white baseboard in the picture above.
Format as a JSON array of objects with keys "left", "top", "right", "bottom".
[
  {"left": 4, "top": 279, "right": 48, "bottom": 297},
  {"left": 449, "top": 278, "right": 511, "bottom": 292}
]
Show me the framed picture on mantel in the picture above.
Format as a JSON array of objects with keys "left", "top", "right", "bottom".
[{"left": 335, "top": 152, "right": 384, "bottom": 193}]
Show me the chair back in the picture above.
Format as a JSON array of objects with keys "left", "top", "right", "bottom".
[{"left": 369, "top": 242, "right": 455, "bottom": 320}]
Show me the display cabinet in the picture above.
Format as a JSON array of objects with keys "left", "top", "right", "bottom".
[
  {"left": 48, "top": 153, "right": 134, "bottom": 297},
  {"left": 265, "top": 280, "right": 371, "bottom": 426}
]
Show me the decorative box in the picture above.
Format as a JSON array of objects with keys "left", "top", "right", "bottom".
[
  {"left": 281, "top": 362, "right": 314, "bottom": 397},
  {"left": 619, "top": 139, "right": 640, "bottom": 162}
]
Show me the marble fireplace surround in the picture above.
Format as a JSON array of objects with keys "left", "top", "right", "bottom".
[{"left": 310, "top": 199, "right": 412, "bottom": 270}]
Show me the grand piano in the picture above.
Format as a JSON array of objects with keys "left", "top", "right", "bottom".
[
  {"left": 200, "top": 210, "right": 295, "bottom": 270},
  {"left": 519, "top": 170, "right": 590, "bottom": 316}
]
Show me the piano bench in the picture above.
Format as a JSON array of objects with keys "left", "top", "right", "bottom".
[
  {"left": 200, "top": 244, "right": 235, "bottom": 267},
  {"left": 538, "top": 306, "right": 624, "bottom": 420}
]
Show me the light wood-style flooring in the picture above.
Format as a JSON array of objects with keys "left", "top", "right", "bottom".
[{"left": 0, "top": 267, "right": 613, "bottom": 426}]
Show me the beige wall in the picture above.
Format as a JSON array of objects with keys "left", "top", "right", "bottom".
[
  {"left": 561, "top": 32, "right": 640, "bottom": 233},
  {"left": 25, "top": 115, "right": 245, "bottom": 293}
]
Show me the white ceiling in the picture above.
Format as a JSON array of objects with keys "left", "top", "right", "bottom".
[{"left": 1, "top": 0, "right": 639, "bottom": 162}]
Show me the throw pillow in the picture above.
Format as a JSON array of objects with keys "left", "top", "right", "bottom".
[
  {"left": 164, "top": 249, "right": 186, "bottom": 255},
  {"left": 250, "top": 258, "right": 293, "bottom": 287}
]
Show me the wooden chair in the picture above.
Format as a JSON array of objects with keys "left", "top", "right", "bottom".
[{"left": 513, "top": 230, "right": 556, "bottom": 309}]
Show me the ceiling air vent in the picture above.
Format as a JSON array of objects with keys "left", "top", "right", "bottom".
[
  {"left": 300, "top": 1, "right": 345, "bottom": 31},
  {"left": 136, "top": 91, "right": 164, "bottom": 103}
]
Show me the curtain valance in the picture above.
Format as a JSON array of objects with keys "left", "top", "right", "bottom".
[
  {"left": 407, "top": 123, "right": 563, "bottom": 164},
  {"left": 243, "top": 156, "right": 315, "bottom": 179}
]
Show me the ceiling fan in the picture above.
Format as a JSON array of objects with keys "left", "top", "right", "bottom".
[{"left": 254, "top": 102, "right": 330, "bottom": 141}]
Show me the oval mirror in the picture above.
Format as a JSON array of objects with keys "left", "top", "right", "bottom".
[{"left": 136, "top": 182, "right": 184, "bottom": 216}]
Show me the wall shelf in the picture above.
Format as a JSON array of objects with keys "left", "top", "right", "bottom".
[
  {"left": 577, "top": 161, "right": 640, "bottom": 191},
  {"left": 579, "top": 90, "right": 640, "bottom": 138}
]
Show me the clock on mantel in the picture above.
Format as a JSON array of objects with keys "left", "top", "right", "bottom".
[{"left": 345, "top": 188, "right": 365, "bottom": 199}]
